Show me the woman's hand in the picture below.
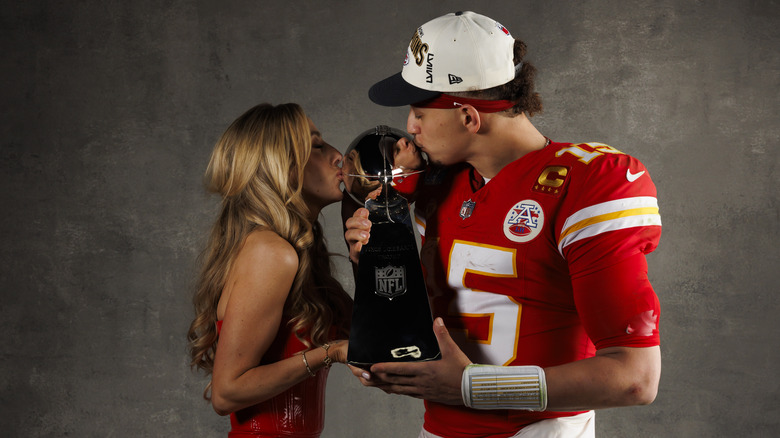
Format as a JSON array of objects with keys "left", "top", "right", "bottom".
[{"left": 329, "top": 339, "right": 349, "bottom": 364}]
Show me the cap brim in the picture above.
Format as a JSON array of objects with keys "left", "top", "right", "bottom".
[{"left": 368, "top": 72, "right": 441, "bottom": 107}]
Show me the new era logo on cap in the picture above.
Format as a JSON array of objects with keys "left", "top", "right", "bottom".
[{"left": 448, "top": 74, "right": 463, "bottom": 85}]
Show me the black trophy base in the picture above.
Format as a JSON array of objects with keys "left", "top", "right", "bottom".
[{"left": 347, "top": 222, "right": 441, "bottom": 369}]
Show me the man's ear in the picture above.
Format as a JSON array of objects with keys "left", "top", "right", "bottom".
[{"left": 460, "top": 105, "right": 481, "bottom": 134}]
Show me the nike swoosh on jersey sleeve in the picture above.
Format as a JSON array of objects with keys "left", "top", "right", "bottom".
[
  {"left": 557, "top": 196, "right": 661, "bottom": 255},
  {"left": 626, "top": 169, "right": 646, "bottom": 182}
]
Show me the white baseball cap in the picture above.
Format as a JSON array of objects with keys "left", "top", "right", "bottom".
[{"left": 369, "top": 11, "right": 516, "bottom": 107}]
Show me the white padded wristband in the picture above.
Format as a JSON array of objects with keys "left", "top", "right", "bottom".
[{"left": 461, "top": 364, "right": 547, "bottom": 411}]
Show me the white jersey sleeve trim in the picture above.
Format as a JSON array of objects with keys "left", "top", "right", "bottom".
[
  {"left": 557, "top": 196, "right": 661, "bottom": 255},
  {"left": 414, "top": 210, "right": 427, "bottom": 237}
]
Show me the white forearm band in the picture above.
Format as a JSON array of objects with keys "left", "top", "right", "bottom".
[{"left": 461, "top": 364, "right": 547, "bottom": 411}]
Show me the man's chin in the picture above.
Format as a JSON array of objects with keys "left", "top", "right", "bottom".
[{"left": 425, "top": 155, "right": 448, "bottom": 166}]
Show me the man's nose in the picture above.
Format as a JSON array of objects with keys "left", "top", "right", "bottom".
[{"left": 406, "top": 109, "right": 419, "bottom": 134}]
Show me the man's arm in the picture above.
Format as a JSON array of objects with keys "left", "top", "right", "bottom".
[
  {"left": 355, "top": 319, "right": 660, "bottom": 411},
  {"left": 544, "top": 345, "right": 660, "bottom": 411}
]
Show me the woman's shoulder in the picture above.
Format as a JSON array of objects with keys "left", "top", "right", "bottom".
[
  {"left": 240, "top": 229, "right": 299, "bottom": 269},
  {"left": 244, "top": 228, "right": 294, "bottom": 249},
  {"left": 218, "top": 229, "right": 298, "bottom": 320}
]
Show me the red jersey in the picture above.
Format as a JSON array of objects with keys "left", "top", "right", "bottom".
[{"left": 406, "top": 141, "right": 662, "bottom": 437}]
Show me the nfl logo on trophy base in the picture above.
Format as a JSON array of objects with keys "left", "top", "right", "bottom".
[{"left": 375, "top": 265, "right": 407, "bottom": 300}]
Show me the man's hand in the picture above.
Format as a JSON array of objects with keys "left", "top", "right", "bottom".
[
  {"left": 344, "top": 207, "right": 371, "bottom": 264},
  {"left": 350, "top": 318, "right": 472, "bottom": 405}
]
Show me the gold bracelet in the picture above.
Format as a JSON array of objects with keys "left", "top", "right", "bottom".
[
  {"left": 321, "top": 343, "right": 332, "bottom": 368},
  {"left": 302, "top": 350, "right": 316, "bottom": 377}
]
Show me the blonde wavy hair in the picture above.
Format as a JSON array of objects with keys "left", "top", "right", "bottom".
[{"left": 187, "top": 103, "right": 351, "bottom": 399}]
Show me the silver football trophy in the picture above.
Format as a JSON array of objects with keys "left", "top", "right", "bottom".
[{"left": 343, "top": 126, "right": 441, "bottom": 369}]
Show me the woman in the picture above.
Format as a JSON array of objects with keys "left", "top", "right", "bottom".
[{"left": 188, "top": 103, "right": 352, "bottom": 437}]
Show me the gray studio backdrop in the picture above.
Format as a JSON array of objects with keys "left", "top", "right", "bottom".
[{"left": 2, "top": 1, "right": 778, "bottom": 437}]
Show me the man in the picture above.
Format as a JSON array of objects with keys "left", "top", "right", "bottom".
[{"left": 345, "top": 11, "right": 662, "bottom": 438}]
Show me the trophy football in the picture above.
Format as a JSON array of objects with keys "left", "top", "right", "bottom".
[{"left": 343, "top": 125, "right": 441, "bottom": 369}]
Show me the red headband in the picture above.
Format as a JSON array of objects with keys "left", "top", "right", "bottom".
[{"left": 413, "top": 94, "right": 516, "bottom": 113}]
